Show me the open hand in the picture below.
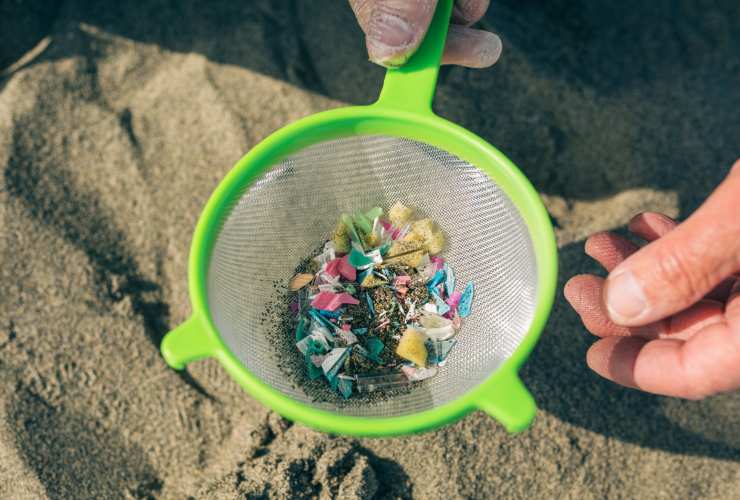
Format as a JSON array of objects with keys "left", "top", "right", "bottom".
[
  {"left": 349, "top": 0, "right": 501, "bottom": 68},
  {"left": 565, "top": 160, "right": 740, "bottom": 399}
]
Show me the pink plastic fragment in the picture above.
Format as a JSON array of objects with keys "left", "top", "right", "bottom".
[
  {"left": 446, "top": 291, "right": 462, "bottom": 309},
  {"left": 338, "top": 254, "right": 357, "bottom": 281},
  {"left": 430, "top": 256, "right": 445, "bottom": 271},
  {"left": 310, "top": 291, "right": 360, "bottom": 311},
  {"left": 394, "top": 275, "right": 411, "bottom": 286},
  {"left": 324, "top": 258, "right": 342, "bottom": 277},
  {"left": 290, "top": 300, "right": 300, "bottom": 314},
  {"left": 380, "top": 219, "right": 393, "bottom": 231},
  {"left": 341, "top": 323, "right": 352, "bottom": 332}
]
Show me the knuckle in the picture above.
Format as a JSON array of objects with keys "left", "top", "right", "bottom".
[{"left": 654, "top": 246, "right": 707, "bottom": 301}]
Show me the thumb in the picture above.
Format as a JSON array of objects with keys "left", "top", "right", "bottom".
[
  {"left": 604, "top": 160, "right": 740, "bottom": 326},
  {"left": 349, "top": 0, "right": 438, "bottom": 67}
]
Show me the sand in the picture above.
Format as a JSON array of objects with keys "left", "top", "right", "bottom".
[{"left": 1, "top": 0, "right": 739, "bottom": 498}]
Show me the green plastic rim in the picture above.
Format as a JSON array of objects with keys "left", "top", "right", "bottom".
[{"left": 160, "top": 0, "right": 558, "bottom": 437}]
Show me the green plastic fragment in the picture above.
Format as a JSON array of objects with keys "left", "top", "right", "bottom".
[
  {"left": 353, "top": 210, "right": 373, "bottom": 235},
  {"left": 341, "top": 214, "right": 362, "bottom": 246},
  {"left": 365, "top": 207, "right": 383, "bottom": 221}
]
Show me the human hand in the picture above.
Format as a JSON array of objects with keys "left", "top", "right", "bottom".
[
  {"left": 565, "top": 160, "right": 740, "bottom": 399},
  {"left": 348, "top": 0, "right": 501, "bottom": 68}
]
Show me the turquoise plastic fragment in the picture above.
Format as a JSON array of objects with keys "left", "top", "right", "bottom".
[
  {"left": 379, "top": 241, "right": 392, "bottom": 256},
  {"left": 353, "top": 327, "right": 368, "bottom": 335},
  {"left": 295, "top": 316, "right": 307, "bottom": 341},
  {"left": 345, "top": 284, "right": 356, "bottom": 294},
  {"left": 444, "top": 263, "right": 455, "bottom": 296},
  {"left": 434, "top": 294, "right": 450, "bottom": 316},
  {"left": 426, "top": 339, "right": 457, "bottom": 365},
  {"left": 458, "top": 281, "right": 474, "bottom": 318},
  {"left": 348, "top": 247, "right": 373, "bottom": 269},
  {"left": 305, "top": 352, "right": 323, "bottom": 380},
  {"left": 337, "top": 375, "right": 354, "bottom": 399},
  {"left": 366, "top": 336, "right": 384, "bottom": 361}
]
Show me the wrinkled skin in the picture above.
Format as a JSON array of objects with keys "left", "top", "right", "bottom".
[
  {"left": 566, "top": 160, "right": 740, "bottom": 399},
  {"left": 348, "top": 0, "right": 501, "bottom": 68}
]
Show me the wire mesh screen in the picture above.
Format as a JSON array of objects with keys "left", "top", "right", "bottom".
[{"left": 207, "top": 135, "right": 538, "bottom": 417}]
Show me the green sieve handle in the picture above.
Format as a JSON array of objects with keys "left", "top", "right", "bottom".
[
  {"left": 161, "top": 315, "right": 216, "bottom": 370},
  {"left": 374, "top": 0, "right": 453, "bottom": 114},
  {"left": 475, "top": 372, "right": 536, "bottom": 433}
]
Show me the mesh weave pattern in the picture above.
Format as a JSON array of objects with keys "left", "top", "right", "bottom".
[{"left": 207, "top": 135, "right": 538, "bottom": 417}]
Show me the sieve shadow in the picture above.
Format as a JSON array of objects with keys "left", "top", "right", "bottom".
[
  {"left": 2, "top": 0, "right": 738, "bottom": 217},
  {"left": 521, "top": 239, "right": 740, "bottom": 461}
]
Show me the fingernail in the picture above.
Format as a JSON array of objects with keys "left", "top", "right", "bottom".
[
  {"left": 475, "top": 32, "right": 502, "bottom": 67},
  {"left": 605, "top": 270, "right": 647, "bottom": 323},
  {"left": 367, "top": 12, "right": 415, "bottom": 64}
]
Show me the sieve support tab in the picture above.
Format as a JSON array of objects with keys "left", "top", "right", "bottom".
[
  {"left": 374, "top": 0, "right": 453, "bottom": 114},
  {"left": 161, "top": 315, "right": 215, "bottom": 370},
  {"left": 475, "top": 372, "right": 536, "bottom": 433}
]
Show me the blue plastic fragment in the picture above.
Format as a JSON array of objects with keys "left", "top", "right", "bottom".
[
  {"left": 365, "top": 292, "right": 375, "bottom": 318},
  {"left": 444, "top": 263, "right": 456, "bottom": 296},
  {"left": 318, "top": 309, "right": 342, "bottom": 319},
  {"left": 337, "top": 375, "right": 354, "bottom": 399},
  {"left": 458, "top": 281, "right": 474, "bottom": 318}
]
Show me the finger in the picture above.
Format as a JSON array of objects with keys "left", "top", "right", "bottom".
[
  {"left": 604, "top": 159, "right": 740, "bottom": 327},
  {"left": 451, "top": 0, "right": 489, "bottom": 26},
  {"left": 629, "top": 214, "right": 738, "bottom": 301},
  {"left": 628, "top": 212, "right": 677, "bottom": 242},
  {"left": 587, "top": 321, "right": 740, "bottom": 398},
  {"left": 565, "top": 275, "right": 633, "bottom": 337},
  {"left": 584, "top": 232, "right": 639, "bottom": 272},
  {"left": 441, "top": 24, "right": 501, "bottom": 68},
  {"left": 349, "top": 0, "right": 438, "bottom": 67},
  {"left": 725, "top": 278, "right": 740, "bottom": 327}
]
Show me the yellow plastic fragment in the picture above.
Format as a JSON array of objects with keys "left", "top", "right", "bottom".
[
  {"left": 396, "top": 327, "right": 428, "bottom": 366},
  {"left": 405, "top": 218, "right": 445, "bottom": 255},
  {"left": 386, "top": 240, "right": 426, "bottom": 268},
  {"left": 388, "top": 202, "right": 414, "bottom": 227},
  {"left": 331, "top": 219, "right": 351, "bottom": 254},
  {"left": 360, "top": 272, "right": 386, "bottom": 288},
  {"left": 289, "top": 273, "right": 314, "bottom": 291},
  {"left": 364, "top": 231, "right": 380, "bottom": 248}
]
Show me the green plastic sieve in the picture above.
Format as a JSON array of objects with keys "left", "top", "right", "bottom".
[{"left": 160, "top": 0, "right": 557, "bottom": 437}]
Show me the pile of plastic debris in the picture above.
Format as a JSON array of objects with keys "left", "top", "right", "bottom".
[{"left": 288, "top": 203, "right": 474, "bottom": 400}]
